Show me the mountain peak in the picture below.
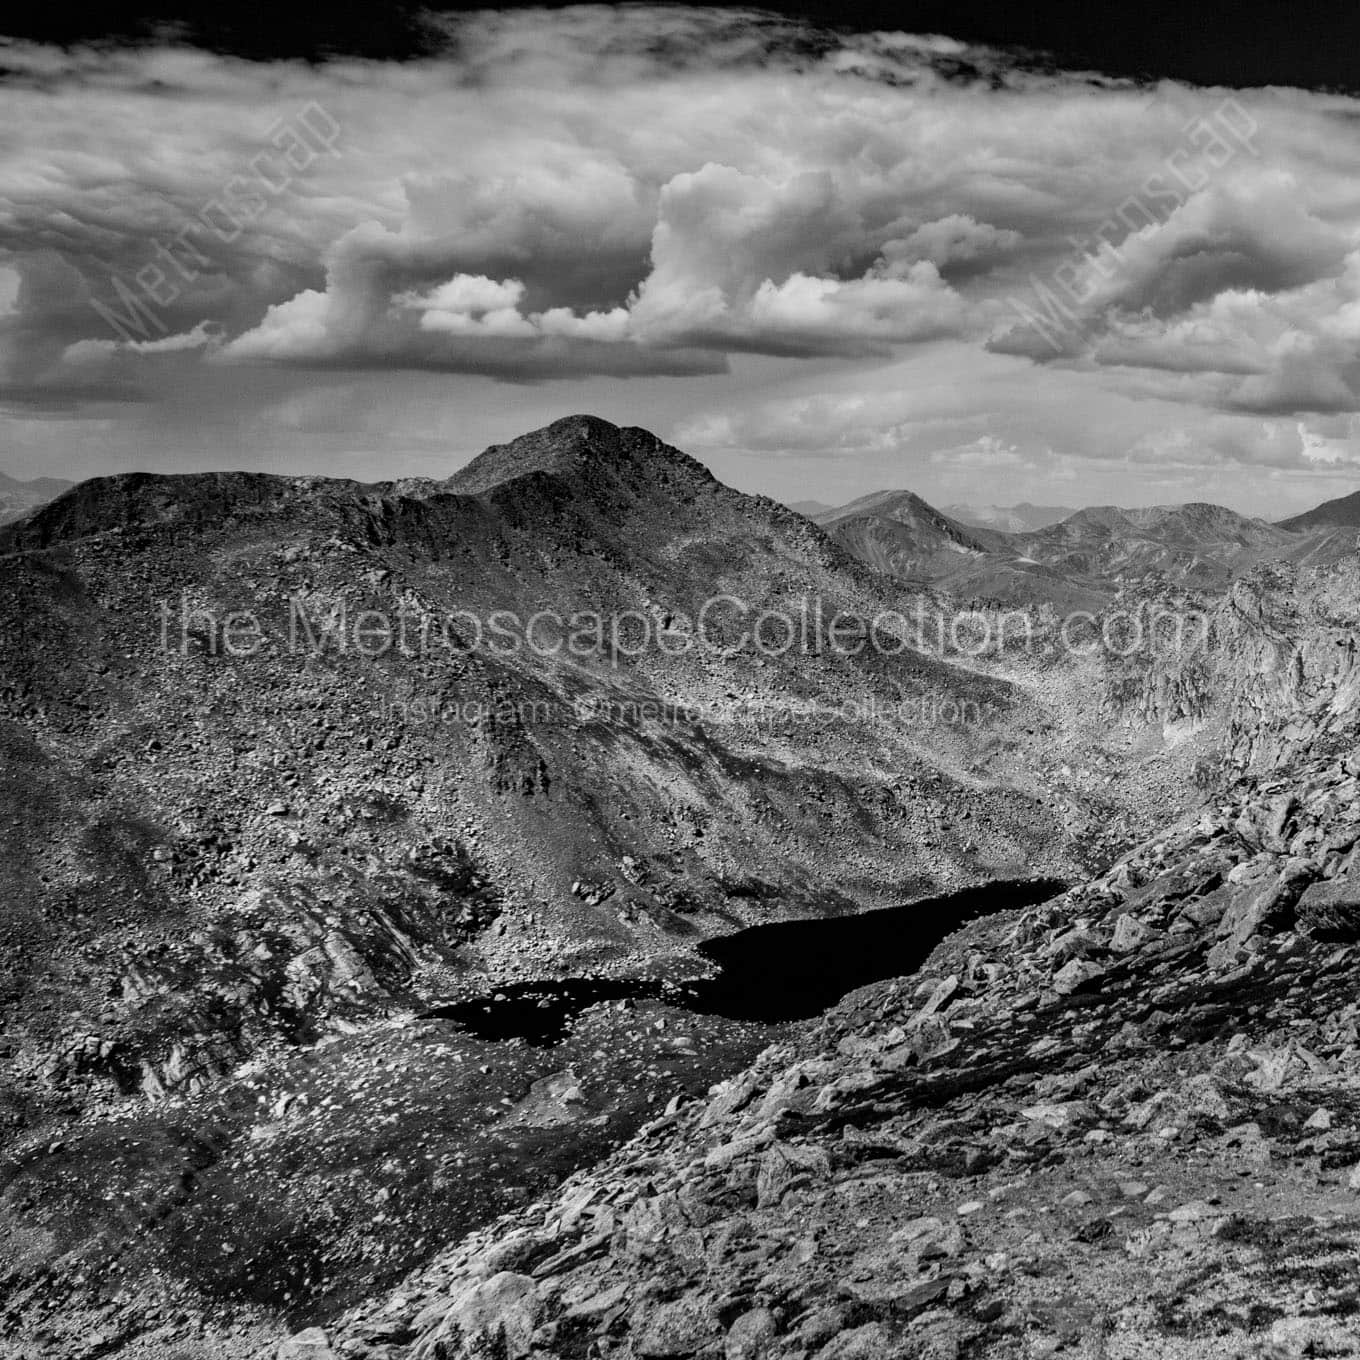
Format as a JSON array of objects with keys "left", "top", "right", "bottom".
[
  {"left": 448, "top": 415, "right": 712, "bottom": 497},
  {"left": 817, "top": 488, "right": 934, "bottom": 523}
]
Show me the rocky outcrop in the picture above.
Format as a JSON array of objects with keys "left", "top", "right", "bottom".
[
  {"left": 25, "top": 848, "right": 498, "bottom": 1104},
  {"left": 1100, "top": 559, "right": 1360, "bottom": 771}
]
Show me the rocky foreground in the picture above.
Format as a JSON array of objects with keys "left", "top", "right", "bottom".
[{"left": 282, "top": 742, "right": 1360, "bottom": 1360}]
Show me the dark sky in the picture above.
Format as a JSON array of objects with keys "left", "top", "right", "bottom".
[{"left": 5, "top": 0, "right": 1359, "bottom": 91}]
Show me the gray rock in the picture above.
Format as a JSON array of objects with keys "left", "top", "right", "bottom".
[
  {"left": 277, "top": 1329, "right": 335, "bottom": 1360},
  {"left": 813, "top": 1321, "right": 905, "bottom": 1359},
  {"left": 417, "top": 1271, "right": 541, "bottom": 1360},
  {"left": 1052, "top": 959, "right": 1103, "bottom": 995},
  {"left": 1216, "top": 869, "right": 1309, "bottom": 949},
  {"left": 1295, "top": 876, "right": 1360, "bottom": 940},
  {"left": 1109, "top": 913, "right": 1153, "bottom": 953},
  {"left": 725, "top": 1307, "right": 778, "bottom": 1360},
  {"left": 636, "top": 1296, "right": 717, "bottom": 1357}
]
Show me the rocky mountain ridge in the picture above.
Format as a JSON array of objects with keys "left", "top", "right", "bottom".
[
  {"left": 0, "top": 418, "right": 1110, "bottom": 1353},
  {"left": 1097, "top": 559, "right": 1360, "bottom": 775},
  {"left": 816, "top": 488, "right": 1359, "bottom": 607},
  {"left": 1278, "top": 489, "right": 1360, "bottom": 532},
  {"left": 3, "top": 421, "right": 1360, "bottom": 1358}
]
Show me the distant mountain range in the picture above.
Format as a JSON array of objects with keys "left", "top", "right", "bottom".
[
  {"left": 810, "top": 489, "right": 1359, "bottom": 603},
  {"left": 0, "top": 471, "right": 74, "bottom": 525}
]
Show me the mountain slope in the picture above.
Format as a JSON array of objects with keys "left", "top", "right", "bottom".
[
  {"left": 812, "top": 493, "right": 1311, "bottom": 606},
  {"left": 814, "top": 490, "right": 1002, "bottom": 583},
  {"left": 1278, "top": 488, "right": 1360, "bottom": 531},
  {"left": 808, "top": 493, "right": 1113, "bottom": 611},
  {"left": 7, "top": 422, "right": 1358, "bottom": 1355}
]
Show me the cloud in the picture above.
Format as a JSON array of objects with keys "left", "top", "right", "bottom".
[
  {"left": 217, "top": 251, "right": 721, "bottom": 378},
  {"left": 929, "top": 435, "right": 1031, "bottom": 471},
  {"left": 1300, "top": 418, "right": 1360, "bottom": 465},
  {"left": 885, "top": 215, "right": 1023, "bottom": 273},
  {"left": 4, "top": 6, "right": 1360, "bottom": 498},
  {"left": 621, "top": 164, "right": 969, "bottom": 355},
  {"left": 65, "top": 320, "right": 222, "bottom": 360},
  {"left": 221, "top": 157, "right": 971, "bottom": 369}
]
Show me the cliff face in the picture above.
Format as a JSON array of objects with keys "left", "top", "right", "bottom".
[{"left": 1098, "top": 559, "right": 1360, "bottom": 772}]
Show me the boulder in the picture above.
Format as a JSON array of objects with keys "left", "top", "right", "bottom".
[
  {"left": 1052, "top": 959, "right": 1103, "bottom": 995},
  {"left": 1109, "top": 914, "right": 1153, "bottom": 953},
  {"left": 1215, "top": 868, "right": 1310, "bottom": 949},
  {"left": 813, "top": 1321, "right": 906, "bottom": 1358},
  {"left": 415, "top": 1272, "right": 541, "bottom": 1360},
  {"left": 277, "top": 1329, "right": 335, "bottom": 1360},
  {"left": 1295, "top": 876, "right": 1360, "bottom": 940},
  {"left": 756, "top": 1141, "right": 830, "bottom": 1207},
  {"left": 725, "top": 1307, "right": 778, "bottom": 1360}
]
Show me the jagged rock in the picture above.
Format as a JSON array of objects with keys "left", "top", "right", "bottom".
[
  {"left": 412, "top": 1272, "right": 541, "bottom": 1360},
  {"left": 1295, "top": 877, "right": 1360, "bottom": 940},
  {"left": 1052, "top": 959, "right": 1103, "bottom": 994},
  {"left": 1216, "top": 868, "right": 1311, "bottom": 950},
  {"left": 906, "top": 1015, "right": 960, "bottom": 1061},
  {"left": 755, "top": 1141, "right": 830, "bottom": 1207},
  {"left": 1047, "top": 929, "right": 1104, "bottom": 963},
  {"left": 1178, "top": 888, "right": 1231, "bottom": 928},
  {"left": 700, "top": 1073, "right": 760, "bottom": 1128},
  {"left": 889, "top": 1215, "right": 964, "bottom": 1260},
  {"left": 1267, "top": 1316, "right": 1360, "bottom": 1357},
  {"left": 1109, "top": 914, "right": 1153, "bottom": 953},
  {"left": 916, "top": 974, "right": 960, "bottom": 1016},
  {"left": 277, "top": 1329, "right": 335, "bottom": 1360},
  {"left": 1021, "top": 1101, "right": 1092, "bottom": 1131}
]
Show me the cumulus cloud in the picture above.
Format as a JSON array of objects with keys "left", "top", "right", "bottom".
[
  {"left": 3, "top": 6, "right": 1360, "bottom": 501},
  {"left": 885, "top": 216, "right": 1023, "bottom": 274}
]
